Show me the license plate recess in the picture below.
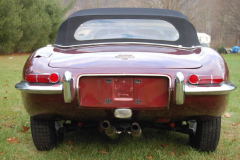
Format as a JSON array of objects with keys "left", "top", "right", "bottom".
[{"left": 79, "top": 76, "right": 169, "bottom": 109}]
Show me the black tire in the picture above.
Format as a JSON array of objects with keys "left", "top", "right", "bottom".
[
  {"left": 30, "top": 117, "right": 58, "bottom": 151},
  {"left": 189, "top": 116, "right": 221, "bottom": 152}
]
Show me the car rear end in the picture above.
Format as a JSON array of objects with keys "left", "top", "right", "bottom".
[{"left": 15, "top": 8, "right": 236, "bottom": 151}]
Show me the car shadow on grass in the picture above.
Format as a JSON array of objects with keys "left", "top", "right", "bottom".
[{"left": 60, "top": 128, "right": 190, "bottom": 152}]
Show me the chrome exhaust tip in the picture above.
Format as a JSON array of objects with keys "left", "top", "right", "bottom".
[
  {"left": 101, "top": 120, "right": 110, "bottom": 130},
  {"left": 101, "top": 120, "right": 119, "bottom": 140},
  {"left": 131, "top": 122, "right": 142, "bottom": 139}
]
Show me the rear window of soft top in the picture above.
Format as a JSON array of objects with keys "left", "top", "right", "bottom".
[{"left": 74, "top": 19, "right": 179, "bottom": 42}]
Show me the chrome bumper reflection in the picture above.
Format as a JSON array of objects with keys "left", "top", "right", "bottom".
[
  {"left": 185, "top": 83, "right": 236, "bottom": 95},
  {"left": 15, "top": 82, "right": 63, "bottom": 94},
  {"left": 175, "top": 72, "right": 185, "bottom": 105},
  {"left": 63, "top": 71, "right": 75, "bottom": 103},
  {"left": 16, "top": 72, "right": 236, "bottom": 106}
]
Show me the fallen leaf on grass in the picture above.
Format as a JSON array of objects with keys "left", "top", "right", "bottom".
[
  {"left": 99, "top": 149, "right": 108, "bottom": 154},
  {"left": 10, "top": 125, "right": 16, "bottom": 128},
  {"left": 225, "top": 113, "right": 231, "bottom": 118},
  {"left": 232, "top": 139, "right": 236, "bottom": 142},
  {"left": 0, "top": 152, "right": 4, "bottom": 155},
  {"left": 147, "top": 155, "right": 153, "bottom": 159},
  {"left": 21, "top": 125, "right": 30, "bottom": 133},
  {"left": 4, "top": 116, "right": 11, "bottom": 120},
  {"left": 161, "top": 144, "right": 169, "bottom": 147},
  {"left": 2, "top": 121, "right": 14, "bottom": 128},
  {"left": 3, "top": 84, "right": 9, "bottom": 87},
  {"left": 232, "top": 122, "right": 239, "bottom": 126},
  {"left": 7, "top": 137, "right": 18, "bottom": 143}
]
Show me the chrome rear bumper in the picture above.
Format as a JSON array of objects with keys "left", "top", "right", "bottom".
[
  {"left": 185, "top": 83, "right": 236, "bottom": 95},
  {"left": 16, "top": 72, "right": 236, "bottom": 104},
  {"left": 15, "top": 82, "right": 63, "bottom": 94},
  {"left": 15, "top": 71, "right": 75, "bottom": 103},
  {"left": 175, "top": 72, "right": 236, "bottom": 105}
]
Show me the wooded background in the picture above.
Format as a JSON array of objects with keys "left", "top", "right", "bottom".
[{"left": 0, "top": 0, "right": 239, "bottom": 54}]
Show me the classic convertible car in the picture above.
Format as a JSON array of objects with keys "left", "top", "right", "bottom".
[{"left": 15, "top": 8, "right": 236, "bottom": 151}]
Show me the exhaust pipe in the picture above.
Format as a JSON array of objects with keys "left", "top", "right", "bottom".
[
  {"left": 131, "top": 122, "right": 142, "bottom": 139},
  {"left": 101, "top": 120, "right": 118, "bottom": 140}
]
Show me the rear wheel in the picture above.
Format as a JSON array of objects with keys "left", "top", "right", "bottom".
[
  {"left": 189, "top": 116, "right": 221, "bottom": 152},
  {"left": 31, "top": 117, "right": 58, "bottom": 151}
]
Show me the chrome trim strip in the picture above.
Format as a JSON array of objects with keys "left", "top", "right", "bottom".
[
  {"left": 185, "top": 82, "right": 236, "bottom": 95},
  {"left": 175, "top": 72, "right": 185, "bottom": 105},
  {"left": 54, "top": 42, "right": 201, "bottom": 50},
  {"left": 15, "top": 81, "right": 63, "bottom": 94},
  {"left": 76, "top": 74, "right": 172, "bottom": 108},
  {"left": 63, "top": 71, "right": 75, "bottom": 103}
]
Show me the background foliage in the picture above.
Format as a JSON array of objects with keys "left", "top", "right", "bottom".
[
  {"left": 1, "top": 0, "right": 240, "bottom": 54},
  {"left": 65, "top": 0, "right": 240, "bottom": 50},
  {"left": 0, "top": 0, "right": 74, "bottom": 54}
]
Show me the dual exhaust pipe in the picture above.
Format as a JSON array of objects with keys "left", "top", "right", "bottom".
[{"left": 101, "top": 120, "right": 142, "bottom": 139}]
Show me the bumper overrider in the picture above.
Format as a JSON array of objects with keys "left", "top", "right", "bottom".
[{"left": 15, "top": 72, "right": 236, "bottom": 105}]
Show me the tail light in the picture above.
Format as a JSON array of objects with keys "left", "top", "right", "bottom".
[
  {"left": 49, "top": 73, "right": 60, "bottom": 83},
  {"left": 188, "top": 74, "right": 223, "bottom": 84},
  {"left": 26, "top": 73, "right": 60, "bottom": 83}
]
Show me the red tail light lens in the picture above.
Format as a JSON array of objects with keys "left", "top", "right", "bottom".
[
  {"left": 49, "top": 73, "right": 59, "bottom": 83},
  {"left": 38, "top": 74, "right": 50, "bottom": 83},
  {"left": 212, "top": 76, "right": 223, "bottom": 84},
  {"left": 26, "top": 73, "right": 60, "bottom": 83},
  {"left": 26, "top": 74, "right": 37, "bottom": 83},
  {"left": 188, "top": 74, "right": 199, "bottom": 84},
  {"left": 198, "top": 75, "right": 211, "bottom": 84},
  {"left": 188, "top": 74, "right": 223, "bottom": 85}
]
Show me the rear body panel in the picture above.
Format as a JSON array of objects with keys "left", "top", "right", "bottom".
[
  {"left": 49, "top": 51, "right": 202, "bottom": 69},
  {"left": 22, "top": 93, "right": 228, "bottom": 121},
  {"left": 19, "top": 44, "right": 232, "bottom": 122}
]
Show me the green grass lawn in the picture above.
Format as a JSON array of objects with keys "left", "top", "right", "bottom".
[{"left": 0, "top": 54, "right": 239, "bottom": 160}]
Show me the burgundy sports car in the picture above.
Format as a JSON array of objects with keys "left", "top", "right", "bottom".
[{"left": 15, "top": 8, "right": 236, "bottom": 151}]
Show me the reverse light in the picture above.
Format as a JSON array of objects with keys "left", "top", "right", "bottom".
[
  {"left": 188, "top": 74, "right": 223, "bottom": 85},
  {"left": 26, "top": 73, "right": 60, "bottom": 83}
]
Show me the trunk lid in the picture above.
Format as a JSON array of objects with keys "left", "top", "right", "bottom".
[{"left": 49, "top": 48, "right": 202, "bottom": 69}]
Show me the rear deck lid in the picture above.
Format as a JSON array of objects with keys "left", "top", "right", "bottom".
[{"left": 49, "top": 51, "right": 202, "bottom": 69}]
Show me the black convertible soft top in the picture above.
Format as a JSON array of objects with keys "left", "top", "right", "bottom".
[{"left": 54, "top": 8, "right": 200, "bottom": 47}]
